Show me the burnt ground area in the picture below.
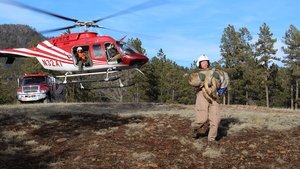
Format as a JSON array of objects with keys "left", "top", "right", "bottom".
[{"left": 0, "top": 103, "right": 299, "bottom": 169}]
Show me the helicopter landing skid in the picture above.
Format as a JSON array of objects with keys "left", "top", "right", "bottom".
[
  {"left": 64, "top": 76, "right": 120, "bottom": 84},
  {"left": 78, "top": 77, "right": 126, "bottom": 90},
  {"left": 80, "top": 82, "right": 135, "bottom": 90},
  {"left": 56, "top": 69, "right": 118, "bottom": 84}
]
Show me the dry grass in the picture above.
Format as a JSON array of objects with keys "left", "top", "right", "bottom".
[
  {"left": 24, "top": 140, "right": 39, "bottom": 146},
  {"left": 0, "top": 146, "right": 23, "bottom": 155},
  {"left": 31, "top": 145, "right": 51, "bottom": 153},
  {"left": 222, "top": 111, "right": 300, "bottom": 134},
  {"left": 93, "top": 126, "right": 119, "bottom": 136},
  {"left": 0, "top": 103, "right": 299, "bottom": 168},
  {"left": 202, "top": 147, "right": 225, "bottom": 158},
  {"left": 132, "top": 152, "right": 156, "bottom": 162},
  {"left": 2, "top": 130, "right": 27, "bottom": 140},
  {"left": 1, "top": 103, "right": 299, "bottom": 135},
  {"left": 125, "top": 122, "right": 148, "bottom": 137}
]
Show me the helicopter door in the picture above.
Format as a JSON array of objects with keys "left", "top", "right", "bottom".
[{"left": 72, "top": 45, "right": 92, "bottom": 68}]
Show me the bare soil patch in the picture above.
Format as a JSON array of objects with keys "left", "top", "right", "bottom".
[{"left": 0, "top": 103, "right": 299, "bottom": 168}]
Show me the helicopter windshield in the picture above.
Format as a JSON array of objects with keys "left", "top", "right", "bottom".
[
  {"left": 22, "top": 77, "right": 47, "bottom": 85},
  {"left": 116, "top": 41, "right": 140, "bottom": 55}
]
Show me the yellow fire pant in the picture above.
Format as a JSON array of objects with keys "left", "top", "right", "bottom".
[{"left": 192, "top": 90, "right": 220, "bottom": 141}]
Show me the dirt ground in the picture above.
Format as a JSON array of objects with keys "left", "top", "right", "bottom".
[{"left": 0, "top": 103, "right": 299, "bottom": 169}]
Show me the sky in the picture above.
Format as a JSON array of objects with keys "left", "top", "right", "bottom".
[{"left": 0, "top": 0, "right": 299, "bottom": 67}]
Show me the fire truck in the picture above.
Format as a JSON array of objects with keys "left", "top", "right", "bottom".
[{"left": 17, "top": 74, "right": 65, "bottom": 103}]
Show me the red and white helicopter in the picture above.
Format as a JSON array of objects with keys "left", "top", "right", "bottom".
[{"left": 0, "top": 0, "right": 159, "bottom": 85}]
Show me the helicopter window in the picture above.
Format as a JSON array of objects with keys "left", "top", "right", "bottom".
[
  {"left": 117, "top": 42, "right": 139, "bottom": 55},
  {"left": 93, "top": 44, "right": 102, "bottom": 58},
  {"left": 73, "top": 46, "right": 89, "bottom": 54}
]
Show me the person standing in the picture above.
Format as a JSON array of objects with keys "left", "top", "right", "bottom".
[{"left": 192, "top": 54, "right": 221, "bottom": 146}]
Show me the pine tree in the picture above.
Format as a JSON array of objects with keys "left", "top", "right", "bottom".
[
  {"left": 156, "top": 49, "right": 167, "bottom": 103},
  {"left": 282, "top": 25, "right": 300, "bottom": 109},
  {"left": 126, "top": 38, "right": 149, "bottom": 102},
  {"left": 141, "top": 61, "right": 160, "bottom": 102},
  {"left": 254, "top": 23, "right": 278, "bottom": 107},
  {"left": 220, "top": 25, "right": 255, "bottom": 105},
  {"left": 268, "top": 64, "right": 290, "bottom": 107}
]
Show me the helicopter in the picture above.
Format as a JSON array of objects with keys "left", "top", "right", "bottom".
[{"left": 0, "top": 0, "right": 161, "bottom": 85}]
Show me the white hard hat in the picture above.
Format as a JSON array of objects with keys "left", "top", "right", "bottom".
[
  {"left": 77, "top": 47, "right": 83, "bottom": 51},
  {"left": 196, "top": 54, "right": 209, "bottom": 67}
]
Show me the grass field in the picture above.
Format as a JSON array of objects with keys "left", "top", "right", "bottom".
[{"left": 0, "top": 103, "right": 299, "bottom": 168}]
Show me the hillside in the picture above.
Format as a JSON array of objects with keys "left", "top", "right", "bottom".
[
  {"left": 0, "top": 24, "right": 45, "bottom": 49},
  {"left": 0, "top": 103, "right": 299, "bottom": 168}
]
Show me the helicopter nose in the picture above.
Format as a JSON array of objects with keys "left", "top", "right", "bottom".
[
  {"left": 129, "top": 58, "right": 148, "bottom": 67},
  {"left": 123, "top": 53, "right": 148, "bottom": 67}
]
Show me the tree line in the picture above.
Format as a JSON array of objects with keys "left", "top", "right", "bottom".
[
  {"left": 219, "top": 23, "right": 299, "bottom": 109},
  {"left": 0, "top": 24, "right": 299, "bottom": 109}
]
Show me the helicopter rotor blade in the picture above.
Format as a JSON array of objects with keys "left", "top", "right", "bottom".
[
  {"left": 93, "top": 0, "right": 168, "bottom": 23},
  {"left": 95, "top": 25, "right": 145, "bottom": 35},
  {"left": 94, "top": 25, "right": 125, "bottom": 32},
  {"left": 95, "top": 25, "right": 157, "bottom": 39},
  {"left": 0, "top": 0, "right": 168, "bottom": 35},
  {"left": 40, "top": 25, "right": 77, "bottom": 33},
  {"left": 1, "top": 0, "right": 79, "bottom": 22}
]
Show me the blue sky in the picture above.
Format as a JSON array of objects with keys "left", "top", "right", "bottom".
[{"left": 0, "top": 0, "right": 299, "bottom": 67}]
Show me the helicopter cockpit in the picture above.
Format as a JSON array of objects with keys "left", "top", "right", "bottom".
[{"left": 116, "top": 41, "right": 140, "bottom": 55}]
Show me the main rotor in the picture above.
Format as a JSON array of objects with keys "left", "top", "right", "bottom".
[{"left": 1, "top": 0, "right": 167, "bottom": 33}]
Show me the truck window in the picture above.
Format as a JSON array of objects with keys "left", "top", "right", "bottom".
[{"left": 23, "top": 77, "right": 47, "bottom": 85}]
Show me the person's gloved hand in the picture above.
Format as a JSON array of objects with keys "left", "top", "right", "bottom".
[{"left": 217, "top": 87, "right": 227, "bottom": 96}]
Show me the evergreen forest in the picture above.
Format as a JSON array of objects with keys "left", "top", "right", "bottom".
[{"left": 0, "top": 24, "right": 299, "bottom": 109}]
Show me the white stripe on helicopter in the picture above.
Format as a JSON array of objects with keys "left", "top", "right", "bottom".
[
  {"left": 37, "top": 44, "right": 72, "bottom": 60},
  {"left": 13, "top": 48, "right": 73, "bottom": 63},
  {"left": 42, "top": 41, "right": 72, "bottom": 58}
]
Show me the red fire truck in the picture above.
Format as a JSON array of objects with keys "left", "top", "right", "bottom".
[{"left": 17, "top": 74, "right": 65, "bottom": 103}]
